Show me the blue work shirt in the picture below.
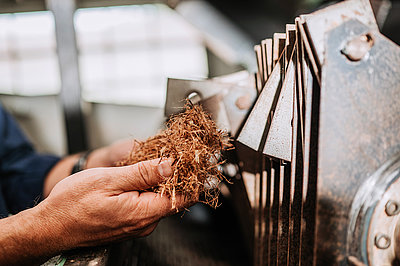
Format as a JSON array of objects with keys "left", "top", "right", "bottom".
[{"left": 0, "top": 104, "right": 60, "bottom": 218}]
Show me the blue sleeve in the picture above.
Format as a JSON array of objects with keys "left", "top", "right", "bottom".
[{"left": 0, "top": 104, "right": 60, "bottom": 214}]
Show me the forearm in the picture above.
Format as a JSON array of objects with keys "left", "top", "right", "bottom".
[{"left": 0, "top": 205, "right": 64, "bottom": 265}]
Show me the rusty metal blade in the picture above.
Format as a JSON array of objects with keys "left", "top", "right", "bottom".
[
  {"left": 237, "top": 57, "right": 283, "bottom": 151},
  {"left": 254, "top": 44, "right": 263, "bottom": 92},
  {"left": 285, "top": 24, "right": 297, "bottom": 70},
  {"left": 288, "top": 67, "right": 304, "bottom": 266},
  {"left": 277, "top": 162, "right": 291, "bottom": 266},
  {"left": 262, "top": 38, "right": 273, "bottom": 80},
  {"left": 273, "top": 33, "right": 286, "bottom": 67},
  {"left": 262, "top": 53, "right": 295, "bottom": 161},
  {"left": 264, "top": 157, "right": 272, "bottom": 265},
  {"left": 260, "top": 41, "right": 267, "bottom": 86},
  {"left": 269, "top": 160, "right": 281, "bottom": 266},
  {"left": 298, "top": 16, "right": 321, "bottom": 86},
  {"left": 299, "top": 46, "right": 318, "bottom": 266}
]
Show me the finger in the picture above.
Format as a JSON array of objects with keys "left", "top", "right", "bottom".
[
  {"left": 108, "top": 139, "right": 140, "bottom": 166},
  {"left": 113, "top": 139, "right": 140, "bottom": 159},
  {"left": 138, "top": 191, "right": 198, "bottom": 218},
  {"left": 108, "top": 158, "right": 173, "bottom": 191}
]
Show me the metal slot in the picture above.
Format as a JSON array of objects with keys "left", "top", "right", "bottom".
[
  {"left": 277, "top": 162, "right": 291, "bottom": 266},
  {"left": 269, "top": 160, "right": 281, "bottom": 266}
]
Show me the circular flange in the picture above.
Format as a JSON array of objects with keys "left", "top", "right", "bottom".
[
  {"left": 347, "top": 154, "right": 400, "bottom": 265},
  {"left": 367, "top": 176, "right": 400, "bottom": 265}
]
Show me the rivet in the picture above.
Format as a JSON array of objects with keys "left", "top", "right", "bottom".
[{"left": 375, "top": 233, "right": 391, "bottom": 249}]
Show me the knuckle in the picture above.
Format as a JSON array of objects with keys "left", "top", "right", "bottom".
[{"left": 136, "top": 161, "right": 153, "bottom": 187}]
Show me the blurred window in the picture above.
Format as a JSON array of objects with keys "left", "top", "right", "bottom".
[
  {"left": 0, "top": 11, "right": 60, "bottom": 96},
  {"left": 0, "top": 4, "right": 208, "bottom": 108},
  {"left": 75, "top": 4, "right": 208, "bottom": 107}
]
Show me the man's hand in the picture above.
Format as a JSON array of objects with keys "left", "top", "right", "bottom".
[
  {"left": 43, "top": 157, "right": 193, "bottom": 247},
  {"left": 0, "top": 158, "right": 196, "bottom": 265}
]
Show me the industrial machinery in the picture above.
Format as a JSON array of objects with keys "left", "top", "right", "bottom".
[{"left": 166, "top": 0, "right": 400, "bottom": 265}]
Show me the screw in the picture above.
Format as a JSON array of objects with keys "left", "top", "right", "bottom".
[
  {"left": 187, "top": 92, "right": 201, "bottom": 104},
  {"left": 375, "top": 233, "right": 391, "bottom": 249},
  {"left": 235, "top": 93, "right": 251, "bottom": 110},
  {"left": 385, "top": 200, "right": 400, "bottom": 216},
  {"left": 341, "top": 34, "right": 374, "bottom": 61}
]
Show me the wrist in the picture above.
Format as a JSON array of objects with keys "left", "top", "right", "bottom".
[{"left": 71, "top": 150, "right": 93, "bottom": 174}]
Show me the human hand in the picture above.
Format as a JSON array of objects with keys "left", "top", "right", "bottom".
[{"left": 38, "top": 158, "right": 196, "bottom": 249}]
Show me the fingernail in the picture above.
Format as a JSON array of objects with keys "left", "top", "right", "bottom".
[{"left": 157, "top": 159, "right": 172, "bottom": 178}]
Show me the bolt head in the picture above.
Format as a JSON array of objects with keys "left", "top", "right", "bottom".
[
  {"left": 385, "top": 200, "right": 400, "bottom": 216},
  {"left": 375, "top": 233, "right": 391, "bottom": 249}
]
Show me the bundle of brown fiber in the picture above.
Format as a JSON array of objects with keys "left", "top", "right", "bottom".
[{"left": 118, "top": 101, "right": 232, "bottom": 209}]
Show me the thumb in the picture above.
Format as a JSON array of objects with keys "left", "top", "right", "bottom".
[{"left": 110, "top": 158, "right": 173, "bottom": 192}]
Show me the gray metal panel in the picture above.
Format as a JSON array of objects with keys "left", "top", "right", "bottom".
[
  {"left": 237, "top": 59, "right": 282, "bottom": 151},
  {"left": 303, "top": 0, "right": 378, "bottom": 66},
  {"left": 262, "top": 53, "right": 295, "bottom": 161},
  {"left": 315, "top": 19, "right": 400, "bottom": 264}
]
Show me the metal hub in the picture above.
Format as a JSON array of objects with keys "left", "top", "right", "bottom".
[{"left": 368, "top": 176, "right": 400, "bottom": 265}]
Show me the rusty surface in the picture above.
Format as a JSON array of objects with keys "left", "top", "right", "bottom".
[
  {"left": 255, "top": 44, "right": 263, "bottom": 91},
  {"left": 302, "top": 0, "right": 377, "bottom": 66},
  {"left": 237, "top": 55, "right": 283, "bottom": 152},
  {"left": 300, "top": 55, "right": 319, "bottom": 266},
  {"left": 262, "top": 52, "right": 295, "bottom": 161},
  {"left": 277, "top": 162, "right": 291, "bottom": 266},
  {"left": 315, "top": 19, "right": 400, "bottom": 264},
  {"left": 346, "top": 154, "right": 400, "bottom": 266},
  {"left": 263, "top": 39, "right": 273, "bottom": 79},
  {"left": 367, "top": 166, "right": 400, "bottom": 265},
  {"left": 297, "top": 16, "right": 321, "bottom": 86},
  {"left": 284, "top": 25, "right": 296, "bottom": 71},
  {"left": 269, "top": 160, "right": 281, "bottom": 266},
  {"left": 264, "top": 158, "right": 273, "bottom": 266},
  {"left": 287, "top": 40, "right": 304, "bottom": 266},
  {"left": 273, "top": 33, "right": 286, "bottom": 67},
  {"left": 260, "top": 40, "right": 268, "bottom": 86},
  {"left": 220, "top": 2, "right": 399, "bottom": 265}
]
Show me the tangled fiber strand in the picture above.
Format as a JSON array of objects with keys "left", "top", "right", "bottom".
[{"left": 118, "top": 101, "right": 232, "bottom": 209}]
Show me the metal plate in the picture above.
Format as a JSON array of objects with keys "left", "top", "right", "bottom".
[
  {"left": 237, "top": 56, "right": 283, "bottom": 151},
  {"left": 273, "top": 33, "right": 286, "bottom": 67},
  {"left": 262, "top": 39, "right": 273, "bottom": 80},
  {"left": 165, "top": 73, "right": 256, "bottom": 136},
  {"left": 303, "top": 0, "right": 378, "bottom": 66},
  {"left": 315, "top": 19, "right": 400, "bottom": 264},
  {"left": 262, "top": 52, "right": 295, "bottom": 161}
]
